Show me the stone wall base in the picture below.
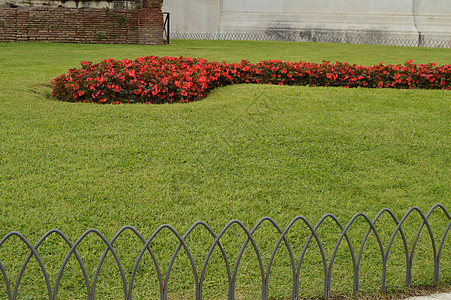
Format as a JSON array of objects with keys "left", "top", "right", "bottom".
[
  {"left": 0, "top": 7, "right": 163, "bottom": 45},
  {"left": 138, "top": 8, "right": 163, "bottom": 45}
]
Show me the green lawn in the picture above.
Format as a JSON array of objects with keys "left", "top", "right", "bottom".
[{"left": 0, "top": 40, "right": 450, "bottom": 299}]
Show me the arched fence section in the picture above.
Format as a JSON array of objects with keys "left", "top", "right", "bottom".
[{"left": 0, "top": 204, "right": 449, "bottom": 299}]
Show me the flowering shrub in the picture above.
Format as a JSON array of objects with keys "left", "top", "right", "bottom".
[{"left": 51, "top": 56, "right": 451, "bottom": 104}]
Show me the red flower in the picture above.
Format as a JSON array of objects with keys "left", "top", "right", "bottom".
[{"left": 51, "top": 56, "right": 451, "bottom": 104}]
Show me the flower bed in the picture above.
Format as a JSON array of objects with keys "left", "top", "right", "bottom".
[{"left": 51, "top": 56, "right": 451, "bottom": 104}]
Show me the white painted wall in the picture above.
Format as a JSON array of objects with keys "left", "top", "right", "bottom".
[
  {"left": 221, "top": 0, "right": 413, "bottom": 14},
  {"left": 162, "top": 0, "right": 451, "bottom": 46},
  {"left": 414, "top": 0, "right": 451, "bottom": 37},
  {"left": 162, "top": 0, "right": 221, "bottom": 34}
]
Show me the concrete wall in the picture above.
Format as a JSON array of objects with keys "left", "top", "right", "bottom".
[
  {"left": 162, "top": 0, "right": 220, "bottom": 34},
  {"left": 162, "top": 0, "right": 451, "bottom": 46}
]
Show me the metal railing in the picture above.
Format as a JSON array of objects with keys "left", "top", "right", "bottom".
[
  {"left": 170, "top": 32, "right": 451, "bottom": 48},
  {"left": 0, "top": 204, "right": 449, "bottom": 299},
  {"left": 163, "top": 12, "right": 170, "bottom": 44}
]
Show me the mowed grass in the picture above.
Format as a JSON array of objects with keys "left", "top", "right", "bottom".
[{"left": 0, "top": 40, "right": 450, "bottom": 299}]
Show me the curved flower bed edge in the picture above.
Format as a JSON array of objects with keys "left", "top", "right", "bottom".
[{"left": 51, "top": 56, "right": 451, "bottom": 104}]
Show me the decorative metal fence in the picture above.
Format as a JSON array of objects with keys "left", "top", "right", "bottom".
[
  {"left": 170, "top": 32, "right": 451, "bottom": 48},
  {"left": 163, "top": 12, "right": 170, "bottom": 44},
  {"left": 0, "top": 204, "right": 449, "bottom": 299}
]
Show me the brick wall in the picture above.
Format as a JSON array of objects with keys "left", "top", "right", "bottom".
[{"left": 0, "top": 7, "right": 163, "bottom": 45}]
